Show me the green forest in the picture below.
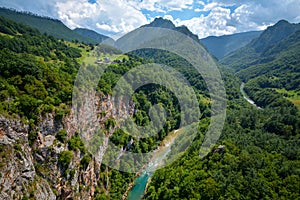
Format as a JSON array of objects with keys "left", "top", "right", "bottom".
[
  {"left": 0, "top": 16, "right": 80, "bottom": 121},
  {"left": 0, "top": 11, "right": 299, "bottom": 200}
]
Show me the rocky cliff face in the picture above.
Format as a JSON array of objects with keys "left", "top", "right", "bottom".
[
  {"left": 0, "top": 116, "right": 56, "bottom": 200},
  {"left": 0, "top": 93, "right": 134, "bottom": 199}
]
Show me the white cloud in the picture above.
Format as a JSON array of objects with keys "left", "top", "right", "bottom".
[
  {"left": 54, "top": 0, "right": 148, "bottom": 35},
  {"left": 162, "top": 0, "right": 193, "bottom": 11},
  {"left": 197, "top": 1, "right": 205, "bottom": 6},
  {"left": 127, "top": 0, "right": 193, "bottom": 12},
  {"left": 163, "top": 15, "right": 174, "bottom": 21},
  {"left": 212, "top": 0, "right": 300, "bottom": 24},
  {"left": 96, "top": 23, "right": 119, "bottom": 33},
  {"left": 171, "top": 6, "right": 236, "bottom": 38},
  {"left": 170, "top": 0, "right": 300, "bottom": 38},
  {"left": 201, "top": 2, "right": 219, "bottom": 12}
]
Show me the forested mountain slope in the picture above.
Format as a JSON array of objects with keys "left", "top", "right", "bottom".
[
  {"left": 0, "top": 15, "right": 210, "bottom": 199},
  {"left": 144, "top": 68, "right": 300, "bottom": 200},
  {"left": 119, "top": 18, "right": 300, "bottom": 200}
]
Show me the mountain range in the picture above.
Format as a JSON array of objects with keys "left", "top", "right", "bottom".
[{"left": 0, "top": 7, "right": 264, "bottom": 56}]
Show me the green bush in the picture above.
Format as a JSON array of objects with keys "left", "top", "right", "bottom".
[
  {"left": 21, "top": 195, "right": 29, "bottom": 200},
  {"left": 14, "top": 144, "right": 22, "bottom": 151},
  {"left": 28, "top": 130, "right": 38, "bottom": 146},
  {"left": 56, "top": 129, "right": 67, "bottom": 143},
  {"left": 69, "top": 168, "right": 76, "bottom": 179},
  {"left": 68, "top": 134, "right": 86, "bottom": 153},
  {"left": 80, "top": 154, "right": 92, "bottom": 170},
  {"left": 105, "top": 117, "right": 116, "bottom": 130},
  {"left": 59, "top": 151, "right": 73, "bottom": 168}
]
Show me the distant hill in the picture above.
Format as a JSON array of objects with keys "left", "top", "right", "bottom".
[
  {"left": 0, "top": 7, "right": 98, "bottom": 44},
  {"left": 220, "top": 20, "right": 300, "bottom": 71},
  {"left": 73, "top": 28, "right": 112, "bottom": 43},
  {"left": 200, "top": 31, "right": 262, "bottom": 59}
]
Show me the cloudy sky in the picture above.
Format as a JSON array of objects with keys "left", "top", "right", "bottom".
[{"left": 0, "top": 0, "right": 299, "bottom": 38}]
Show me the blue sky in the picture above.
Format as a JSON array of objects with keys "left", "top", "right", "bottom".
[{"left": 0, "top": 0, "right": 299, "bottom": 38}]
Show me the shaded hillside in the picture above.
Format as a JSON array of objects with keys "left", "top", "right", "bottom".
[
  {"left": 0, "top": 7, "right": 97, "bottom": 44},
  {"left": 200, "top": 31, "right": 262, "bottom": 59},
  {"left": 74, "top": 28, "right": 111, "bottom": 44},
  {"left": 221, "top": 20, "right": 300, "bottom": 71}
]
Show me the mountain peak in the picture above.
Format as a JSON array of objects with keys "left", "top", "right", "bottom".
[
  {"left": 275, "top": 19, "right": 290, "bottom": 26},
  {"left": 142, "top": 17, "right": 199, "bottom": 41},
  {"left": 143, "top": 17, "right": 176, "bottom": 29},
  {"left": 250, "top": 19, "right": 300, "bottom": 52}
]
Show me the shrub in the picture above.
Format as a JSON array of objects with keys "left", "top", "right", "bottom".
[
  {"left": 69, "top": 168, "right": 76, "bottom": 179},
  {"left": 68, "top": 133, "right": 86, "bottom": 153},
  {"left": 14, "top": 144, "right": 22, "bottom": 151},
  {"left": 28, "top": 130, "right": 38, "bottom": 146},
  {"left": 59, "top": 151, "right": 73, "bottom": 168},
  {"left": 80, "top": 154, "right": 92, "bottom": 170},
  {"left": 56, "top": 129, "right": 67, "bottom": 143},
  {"left": 105, "top": 117, "right": 116, "bottom": 130}
]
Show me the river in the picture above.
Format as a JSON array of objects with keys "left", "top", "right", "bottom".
[
  {"left": 126, "top": 171, "right": 152, "bottom": 200},
  {"left": 126, "top": 130, "right": 180, "bottom": 200},
  {"left": 240, "top": 82, "right": 261, "bottom": 109}
]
